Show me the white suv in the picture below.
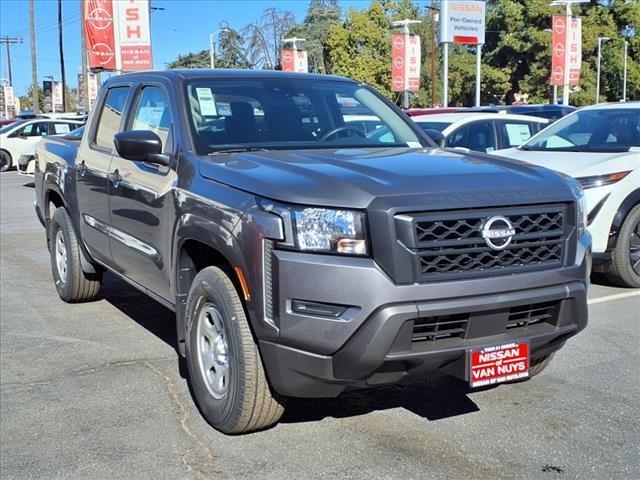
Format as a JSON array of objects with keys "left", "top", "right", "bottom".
[{"left": 493, "top": 102, "right": 640, "bottom": 287}]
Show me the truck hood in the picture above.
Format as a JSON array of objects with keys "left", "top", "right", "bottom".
[{"left": 198, "top": 147, "right": 572, "bottom": 209}]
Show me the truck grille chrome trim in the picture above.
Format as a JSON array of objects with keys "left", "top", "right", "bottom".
[{"left": 396, "top": 204, "right": 569, "bottom": 281}]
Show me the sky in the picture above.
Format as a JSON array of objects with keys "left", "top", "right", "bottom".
[{"left": 0, "top": 0, "right": 385, "bottom": 97}]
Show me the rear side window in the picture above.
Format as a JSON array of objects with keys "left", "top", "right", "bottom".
[
  {"left": 446, "top": 120, "right": 497, "bottom": 153},
  {"left": 17, "top": 121, "right": 48, "bottom": 137},
  {"left": 130, "top": 85, "right": 172, "bottom": 151},
  {"left": 497, "top": 121, "right": 538, "bottom": 148},
  {"left": 50, "top": 122, "right": 77, "bottom": 135},
  {"left": 94, "top": 86, "right": 131, "bottom": 150}
]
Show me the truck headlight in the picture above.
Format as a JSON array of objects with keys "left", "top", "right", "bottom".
[
  {"left": 292, "top": 208, "right": 367, "bottom": 255},
  {"left": 259, "top": 200, "right": 368, "bottom": 256},
  {"left": 577, "top": 191, "right": 587, "bottom": 235}
]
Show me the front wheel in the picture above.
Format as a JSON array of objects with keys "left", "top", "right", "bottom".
[
  {"left": 606, "top": 205, "right": 640, "bottom": 288},
  {"left": 0, "top": 150, "right": 12, "bottom": 172},
  {"left": 185, "top": 266, "right": 284, "bottom": 434},
  {"left": 48, "top": 208, "right": 102, "bottom": 302}
]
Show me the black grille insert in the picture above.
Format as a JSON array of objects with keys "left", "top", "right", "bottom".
[
  {"left": 412, "top": 313, "right": 468, "bottom": 342},
  {"left": 411, "top": 301, "right": 560, "bottom": 343},
  {"left": 506, "top": 302, "right": 557, "bottom": 329},
  {"left": 397, "top": 204, "right": 568, "bottom": 281}
]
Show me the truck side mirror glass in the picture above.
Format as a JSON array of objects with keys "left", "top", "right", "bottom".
[
  {"left": 423, "top": 129, "right": 446, "bottom": 148},
  {"left": 114, "top": 130, "right": 170, "bottom": 166}
]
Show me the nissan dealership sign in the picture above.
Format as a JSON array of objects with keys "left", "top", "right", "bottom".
[{"left": 440, "top": 0, "right": 486, "bottom": 45}]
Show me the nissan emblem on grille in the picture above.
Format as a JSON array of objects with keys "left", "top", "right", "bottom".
[{"left": 481, "top": 216, "right": 516, "bottom": 250}]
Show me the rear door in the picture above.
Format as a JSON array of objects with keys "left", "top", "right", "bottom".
[
  {"left": 76, "top": 85, "right": 132, "bottom": 265},
  {"left": 107, "top": 82, "right": 177, "bottom": 300}
]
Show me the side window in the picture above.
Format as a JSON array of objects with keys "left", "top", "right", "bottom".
[
  {"left": 447, "top": 121, "right": 497, "bottom": 152},
  {"left": 130, "top": 85, "right": 171, "bottom": 151},
  {"left": 51, "top": 122, "right": 74, "bottom": 135},
  {"left": 18, "top": 122, "right": 47, "bottom": 137},
  {"left": 498, "top": 121, "right": 535, "bottom": 148},
  {"left": 94, "top": 86, "right": 131, "bottom": 150}
]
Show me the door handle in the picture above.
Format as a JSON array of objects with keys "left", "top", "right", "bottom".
[
  {"left": 108, "top": 169, "right": 122, "bottom": 187},
  {"left": 77, "top": 160, "right": 87, "bottom": 176}
]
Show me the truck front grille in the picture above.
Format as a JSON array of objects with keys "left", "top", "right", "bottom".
[{"left": 396, "top": 204, "right": 569, "bottom": 281}]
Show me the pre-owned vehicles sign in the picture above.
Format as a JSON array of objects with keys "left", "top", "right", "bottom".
[{"left": 440, "top": 0, "right": 486, "bottom": 44}]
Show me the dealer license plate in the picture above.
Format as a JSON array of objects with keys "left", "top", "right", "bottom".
[{"left": 469, "top": 342, "right": 529, "bottom": 388}]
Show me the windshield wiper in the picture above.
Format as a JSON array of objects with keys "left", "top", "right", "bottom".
[{"left": 209, "top": 147, "right": 270, "bottom": 155}]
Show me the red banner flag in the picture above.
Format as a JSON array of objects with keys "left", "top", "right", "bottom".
[
  {"left": 391, "top": 34, "right": 421, "bottom": 92},
  {"left": 84, "top": 0, "right": 117, "bottom": 70},
  {"left": 551, "top": 15, "right": 581, "bottom": 86}
]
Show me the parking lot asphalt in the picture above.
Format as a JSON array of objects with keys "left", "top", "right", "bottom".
[{"left": 1, "top": 171, "right": 639, "bottom": 480}]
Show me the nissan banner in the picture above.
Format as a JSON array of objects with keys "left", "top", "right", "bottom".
[
  {"left": 551, "top": 15, "right": 581, "bottom": 86},
  {"left": 391, "top": 34, "right": 421, "bottom": 92},
  {"left": 281, "top": 50, "right": 308, "bottom": 73}
]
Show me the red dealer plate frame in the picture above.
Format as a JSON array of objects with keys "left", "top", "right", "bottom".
[{"left": 468, "top": 342, "right": 530, "bottom": 388}]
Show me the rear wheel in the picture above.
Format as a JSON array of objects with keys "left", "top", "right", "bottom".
[
  {"left": 48, "top": 208, "right": 102, "bottom": 302},
  {"left": 185, "top": 266, "right": 285, "bottom": 434},
  {"left": 0, "top": 150, "right": 12, "bottom": 172},
  {"left": 606, "top": 205, "right": 640, "bottom": 288}
]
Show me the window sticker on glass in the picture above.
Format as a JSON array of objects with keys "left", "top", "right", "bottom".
[
  {"left": 55, "top": 123, "right": 71, "bottom": 134},
  {"left": 196, "top": 87, "right": 217, "bottom": 116},
  {"left": 505, "top": 123, "right": 532, "bottom": 146}
]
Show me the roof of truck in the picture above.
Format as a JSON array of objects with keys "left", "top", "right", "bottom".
[{"left": 108, "top": 69, "right": 356, "bottom": 84}]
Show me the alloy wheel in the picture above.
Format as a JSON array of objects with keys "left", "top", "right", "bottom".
[
  {"left": 55, "top": 229, "right": 68, "bottom": 283},
  {"left": 630, "top": 219, "right": 640, "bottom": 276}
]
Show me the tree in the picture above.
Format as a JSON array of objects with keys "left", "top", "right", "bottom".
[
  {"left": 166, "top": 50, "right": 209, "bottom": 69},
  {"left": 286, "top": 0, "right": 341, "bottom": 73},
  {"left": 20, "top": 85, "right": 45, "bottom": 111},
  {"left": 216, "top": 26, "right": 251, "bottom": 69},
  {"left": 244, "top": 8, "right": 296, "bottom": 68}
]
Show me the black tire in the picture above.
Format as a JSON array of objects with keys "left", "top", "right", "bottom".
[
  {"left": 48, "top": 208, "right": 102, "bottom": 302},
  {"left": 185, "top": 266, "right": 284, "bottom": 434},
  {"left": 606, "top": 205, "right": 640, "bottom": 288},
  {"left": 529, "top": 353, "right": 555, "bottom": 377},
  {"left": 0, "top": 150, "right": 12, "bottom": 172}
]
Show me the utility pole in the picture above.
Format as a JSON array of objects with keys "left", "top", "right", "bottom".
[
  {"left": 428, "top": 1, "right": 439, "bottom": 107},
  {"left": 80, "top": 0, "right": 89, "bottom": 112},
  {"left": 595, "top": 36, "right": 610, "bottom": 104},
  {"left": 0, "top": 36, "right": 23, "bottom": 86},
  {"left": 58, "top": 0, "right": 66, "bottom": 112},
  {"left": 29, "top": 0, "right": 39, "bottom": 113}
]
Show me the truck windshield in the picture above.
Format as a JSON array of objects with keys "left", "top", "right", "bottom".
[
  {"left": 521, "top": 108, "right": 640, "bottom": 153},
  {"left": 186, "top": 77, "right": 426, "bottom": 154}
]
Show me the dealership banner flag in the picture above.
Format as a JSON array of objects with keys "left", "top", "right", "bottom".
[
  {"left": 281, "top": 50, "right": 308, "bottom": 73},
  {"left": 391, "top": 34, "right": 421, "bottom": 92},
  {"left": 84, "top": 0, "right": 153, "bottom": 72},
  {"left": 551, "top": 15, "right": 581, "bottom": 86},
  {"left": 84, "top": 0, "right": 117, "bottom": 70}
]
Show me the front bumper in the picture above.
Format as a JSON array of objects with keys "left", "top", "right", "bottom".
[{"left": 258, "top": 232, "right": 591, "bottom": 398}]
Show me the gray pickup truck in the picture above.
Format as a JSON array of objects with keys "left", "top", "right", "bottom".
[{"left": 34, "top": 70, "right": 591, "bottom": 434}]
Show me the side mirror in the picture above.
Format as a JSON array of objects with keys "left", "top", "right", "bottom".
[
  {"left": 114, "top": 130, "right": 170, "bottom": 166},
  {"left": 423, "top": 128, "right": 446, "bottom": 148}
]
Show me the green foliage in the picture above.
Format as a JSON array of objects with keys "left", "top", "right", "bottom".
[{"left": 164, "top": 1, "right": 639, "bottom": 106}]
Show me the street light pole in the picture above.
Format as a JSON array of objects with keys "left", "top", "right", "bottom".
[
  {"left": 210, "top": 33, "right": 215, "bottom": 69},
  {"left": 622, "top": 41, "right": 628, "bottom": 102},
  {"left": 595, "top": 36, "right": 609, "bottom": 104}
]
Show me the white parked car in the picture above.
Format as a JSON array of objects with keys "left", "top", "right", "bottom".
[
  {"left": 0, "top": 118, "right": 83, "bottom": 172},
  {"left": 492, "top": 102, "right": 640, "bottom": 287},
  {"left": 411, "top": 112, "right": 549, "bottom": 153}
]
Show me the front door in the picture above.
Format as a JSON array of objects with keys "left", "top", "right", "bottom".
[
  {"left": 107, "top": 83, "right": 177, "bottom": 301},
  {"left": 76, "top": 85, "right": 131, "bottom": 265}
]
